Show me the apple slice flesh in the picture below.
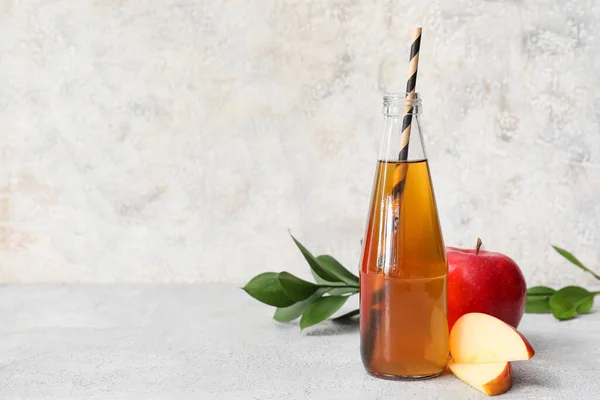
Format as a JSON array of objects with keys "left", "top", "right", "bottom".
[
  {"left": 448, "top": 360, "right": 512, "bottom": 396},
  {"left": 450, "top": 312, "right": 535, "bottom": 363}
]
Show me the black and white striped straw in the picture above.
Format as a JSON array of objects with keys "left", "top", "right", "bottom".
[{"left": 392, "top": 27, "right": 422, "bottom": 200}]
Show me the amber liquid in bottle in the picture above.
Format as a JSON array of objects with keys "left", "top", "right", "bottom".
[{"left": 360, "top": 159, "right": 448, "bottom": 379}]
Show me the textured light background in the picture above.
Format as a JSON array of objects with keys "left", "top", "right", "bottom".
[{"left": 0, "top": 0, "right": 599, "bottom": 285}]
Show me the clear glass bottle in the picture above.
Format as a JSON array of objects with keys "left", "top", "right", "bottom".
[{"left": 359, "top": 93, "right": 448, "bottom": 379}]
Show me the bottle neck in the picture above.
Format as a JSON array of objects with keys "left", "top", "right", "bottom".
[
  {"left": 382, "top": 93, "right": 422, "bottom": 117},
  {"left": 378, "top": 92, "right": 426, "bottom": 162}
]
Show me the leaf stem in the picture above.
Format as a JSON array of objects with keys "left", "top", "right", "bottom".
[{"left": 320, "top": 284, "right": 359, "bottom": 289}]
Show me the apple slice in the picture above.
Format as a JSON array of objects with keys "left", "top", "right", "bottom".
[
  {"left": 448, "top": 359, "right": 512, "bottom": 396},
  {"left": 450, "top": 312, "right": 535, "bottom": 363}
]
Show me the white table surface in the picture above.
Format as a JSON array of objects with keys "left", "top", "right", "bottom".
[{"left": 1, "top": 284, "right": 598, "bottom": 399}]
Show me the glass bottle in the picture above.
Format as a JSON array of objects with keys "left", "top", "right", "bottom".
[{"left": 359, "top": 93, "right": 448, "bottom": 379}]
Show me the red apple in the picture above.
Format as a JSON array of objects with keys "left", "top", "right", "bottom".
[{"left": 447, "top": 238, "right": 527, "bottom": 331}]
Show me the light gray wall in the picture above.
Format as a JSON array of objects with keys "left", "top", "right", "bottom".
[{"left": 1, "top": 1, "right": 598, "bottom": 285}]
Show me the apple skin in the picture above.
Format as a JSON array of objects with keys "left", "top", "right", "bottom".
[
  {"left": 448, "top": 359, "right": 513, "bottom": 396},
  {"left": 447, "top": 243, "right": 527, "bottom": 332}
]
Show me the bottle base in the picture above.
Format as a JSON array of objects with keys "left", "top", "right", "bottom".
[{"left": 365, "top": 368, "right": 443, "bottom": 381}]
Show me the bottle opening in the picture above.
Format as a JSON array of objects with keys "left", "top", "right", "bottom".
[{"left": 382, "top": 92, "right": 422, "bottom": 116}]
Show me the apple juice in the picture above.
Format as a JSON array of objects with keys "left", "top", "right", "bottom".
[{"left": 360, "top": 159, "right": 448, "bottom": 379}]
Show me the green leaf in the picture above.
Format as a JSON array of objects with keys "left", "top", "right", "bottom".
[
  {"left": 525, "top": 286, "right": 555, "bottom": 314},
  {"left": 300, "top": 295, "right": 350, "bottom": 330},
  {"left": 552, "top": 245, "right": 600, "bottom": 281},
  {"left": 273, "top": 288, "right": 359, "bottom": 323},
  {"left": 525, "top": 296, "right": 552, "bottom": 313},
  {"left": 549, "top": 286, "right": 596, "bottom": 320},
  {"left": 290, "top": 233, "right": 342, "bottom": 283},
  {"left": 273, "top": 288, "right": 328, "bottom": 322},
  {"left": 309, "top": 269, "right": 356, "bottom": 291},
  {"left": 577, "top": 296, "right": 595, "bottom": 314},
  {"left": 242, "top": 272, "right": 296, "bottom": 307},
  {"left": 527, "top": 286, "right": 556, "bottom": 296},
  {"left": 332, "top": 308, "right": 360, "bottom": 321},
  {"left": 316, "top": 255, "right": 360, "bottom": 286},
  {"left": 311, "top": 269, "right": 332, "bottom": 285},
  {"left": 278, "top": 272, "right": 319, "bottom": 302}
]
